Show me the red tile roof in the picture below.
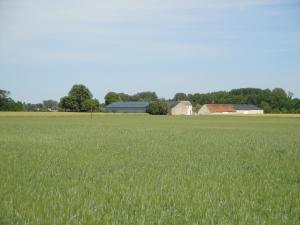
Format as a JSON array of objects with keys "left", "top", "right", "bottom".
[{"left": 206, "top": 104, "right": 236, "bottom": 113}]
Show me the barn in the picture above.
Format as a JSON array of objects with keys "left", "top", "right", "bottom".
[
  {"left": 198, "top": 104, "right": 264, "bottom": 115},
  {"left": 106, "top": 101, "right": 149, "bottom": 113},
  {"left": 198, "top": 104, "right": 236, "bottom": 115},
  {"left": 168, "top": 101, "right": 193, "bottom": 115},
  {"left": 233, "top": 104, "right": 264, "bottom": 114}
]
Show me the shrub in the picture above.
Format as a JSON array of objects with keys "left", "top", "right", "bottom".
[{"left": 147, "top": 100, "right": 168, "bottom": 115}]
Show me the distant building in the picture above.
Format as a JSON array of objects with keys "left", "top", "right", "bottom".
[
  {"left": 233, "top": 104, "right": 264, "bottom": 115},
  {"left": 198, "top": 104, "right": 236, "bottom": 115},
  {"left": 168, "top": 101, "right": 193, "bottom": 115},
  {"left": 106, "top": 101, "right": 149, "bottom": 113},
  {"left": 198, "top": 104, "right": 264, "bottom": 115}
]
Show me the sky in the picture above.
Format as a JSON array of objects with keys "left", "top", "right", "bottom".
[{"left": 0, "top": 0, "right": 300, "bottom": 103}]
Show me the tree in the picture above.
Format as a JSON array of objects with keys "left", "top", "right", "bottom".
[
  {"left": 271, "top": 88, "right": 288, "bottom": 109},
  {"left": 260, "top": 101, "right": 272, "bottom": 113},
  {"left": 292, "top": 98, "right": 300, "bottom": 110},
  {"left": 68, "top": 84, "right": 93, "bottom": 111},
  {"left": 0, "top": 89, "right": 9, "bottom": 110},
  {"left": 82, "top": 99, "right": 100, "bottom": 112},
  {"left": 118, "top": 93, "right": 132, "bottom": 101},
  {"left": 59, "top": 96, "right": 79, "bottom": 112},
  {"left": 147, "top": 102, "right": 159, "bottom": 115},
  {"left": 43, "top": 100, "right": 58, "bottom": 111},
  {"left": 0, "top": 89, "right": 10, "bottom": 99},
  {"left": 195, "top": 104, "right": 202, "bottom": 112},
  {"left": 105, "top": 92, "right": 121, "bottom": 105},
  {"left": 0, "top": 89, "right": 24, "bottom": 111},
  {"left": 133, "top": 92, "right": 158, "bottom": 101},
  {"left": 147, "top": 100, "right": 168, "bottom": 115},
  {"left": 288, "top": 91, "right": 294, "bottom": 100},
  {"left": 173, "top": 93, "right": 188, "bottom": 101},
  {"left": 24, "top": 103, "right": 43, "bottom": 112}
]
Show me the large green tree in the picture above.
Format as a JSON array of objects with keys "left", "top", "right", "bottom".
[
  {"left": 173, "top": 93, "right": 188, "bottom": 101},
  {"left": 59, "top": 96, "right": 79, "bottom": 112},
  {"left": 82, "top": 99, "right": 100, "bottom": 112},
  {"left": 68, "top": 84, "right": 93, "bottom": 111},
  {"left": 132, "top": 92, "right": 158, "bottom": 101},
  {"left": 118, "top": 93, "right": 132, "bottom": 102},
  {"left": 105, "top": 92, "right": 121, "bottom": 105}
]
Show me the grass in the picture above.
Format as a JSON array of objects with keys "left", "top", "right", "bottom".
[{"left": 0, "top": 113, "right": 299, "bottom": 225}]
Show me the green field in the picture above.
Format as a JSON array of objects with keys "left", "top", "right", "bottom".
[{"left": 0, "top": 114, "right": 299, "bottom": 225}]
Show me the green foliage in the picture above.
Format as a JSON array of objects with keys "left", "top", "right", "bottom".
[
  {"left": 99, "top": 107, "right": 109, "bottom": 113},
  {"left": 59, "top": 96, "right": 79, "bottom": 112},
  {"left": 68, "top": 84, "right": 93, "bottom": 111},
  {"left": 23, "top": 103, "right": 44, "bottom": 112},
  {"left": 118, "top": 91, "right": 158, "bottom": 102},
  {"left": 173, "top": 93, "right": 188, "bottom": 101},
  {"left": 260, "top": 101, "right": 272, "bottom": 113},
  {"left": 0, "top": 115, "right": 299, "bottom": 224},
  {"left": 147, "top": 100, "right": 168, "bottom": 115},
  {"left": 195, "top": 104, "right": 202, "bottom": 112},
  {"left": 0, "top": 89, "right": 10, "bottom": 99},
  {"left": 43, "top": 100, "right": 58, "bottom": 111},
  {"left": 82, "top": 99, "right": 100, "bottom": 112},
  {"left": 118, "top": 93, "right": 132, "bottom": 101},
  {"left": 132, "top": 92, "right": 158, "bottom": 101},
  {"left": 0, "top": 89, "right": 23, "bottom": 111},
  {"left": 58, "top": 84, "right": 97, "bottom": 112},
  {"left": 105, "top": 92, "right": 121, "bottom": 105}
]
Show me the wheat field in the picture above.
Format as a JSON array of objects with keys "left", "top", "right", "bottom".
[{"left": 0, "top": 113, "right": 299, "bottom": 225}]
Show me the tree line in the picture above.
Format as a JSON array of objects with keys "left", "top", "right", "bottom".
[
  {"left": 1, "top": 85, "right": 300, "bottom": 113},
  {"left": 0, "top": 89, "right": 60, "bottom": 112}
]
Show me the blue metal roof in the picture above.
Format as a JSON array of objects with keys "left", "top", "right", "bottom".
[
  {"left": 233, "top": 104, "right": 262, "bottom": 110},
  {"left": 107, "top": 101, "right": 149, "bottom": 108}
]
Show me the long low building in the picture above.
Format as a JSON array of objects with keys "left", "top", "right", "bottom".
[
  {"left": 198, "top": 104, "right": 264, "bottom": 115},
  {"left": 106, "top": 101, "right": 149, "bottom": 113},
  {"left": 233, "top": 104, "right": 264, "bottom": 114}
]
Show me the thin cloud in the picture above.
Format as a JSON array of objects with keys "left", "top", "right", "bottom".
[{"left": 0, "top": 0, "right": 298, "bottom": 64}]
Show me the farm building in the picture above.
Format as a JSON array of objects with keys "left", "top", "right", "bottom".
[
  {"left": 168, "top": 101, "right": 193, "bottom": 115},
  {"left": 233, "top": 104, "right": 264, "bottom": 114},
  {"left": 198, "top": 104, "right": 236, "bottom": 115},
  {"left": 198, "top": 104, "right": 264, "bottom": 115},
  {"left": 106, "top": 101, "right": 149, "bottom": 113}
]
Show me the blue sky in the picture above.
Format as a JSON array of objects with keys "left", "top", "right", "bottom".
[{"left": 0, "top": 0, "right": 299, "bottom": 103}]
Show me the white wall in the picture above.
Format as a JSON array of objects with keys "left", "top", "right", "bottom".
[
  {"left": 198, "top": 105, "right": 210, "bottom": 115},
  {"left": 171, "top": 102, "right": 193, "bottom": 115},
  {"left": 236, "top": 110, "right": 264, "bottom": 114}
]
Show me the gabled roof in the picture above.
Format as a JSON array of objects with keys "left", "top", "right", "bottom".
[
  {"left": 107, "top": 101, "right": 149, "bottom": 108},
  {"left": 206, "top": 104, "right": 236, "bottom": 113},
  {"left": 233, "top": 104, "right": 262, "bottom": 110},
  {"left": 178, "top": 101, "right": 192, "bottom": 106},
  {"left": 167, "top": 101, "right": 192, "bottom": 109},
  {"left": 167, "top": 101, "right": 178, "bottom": 108}
]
